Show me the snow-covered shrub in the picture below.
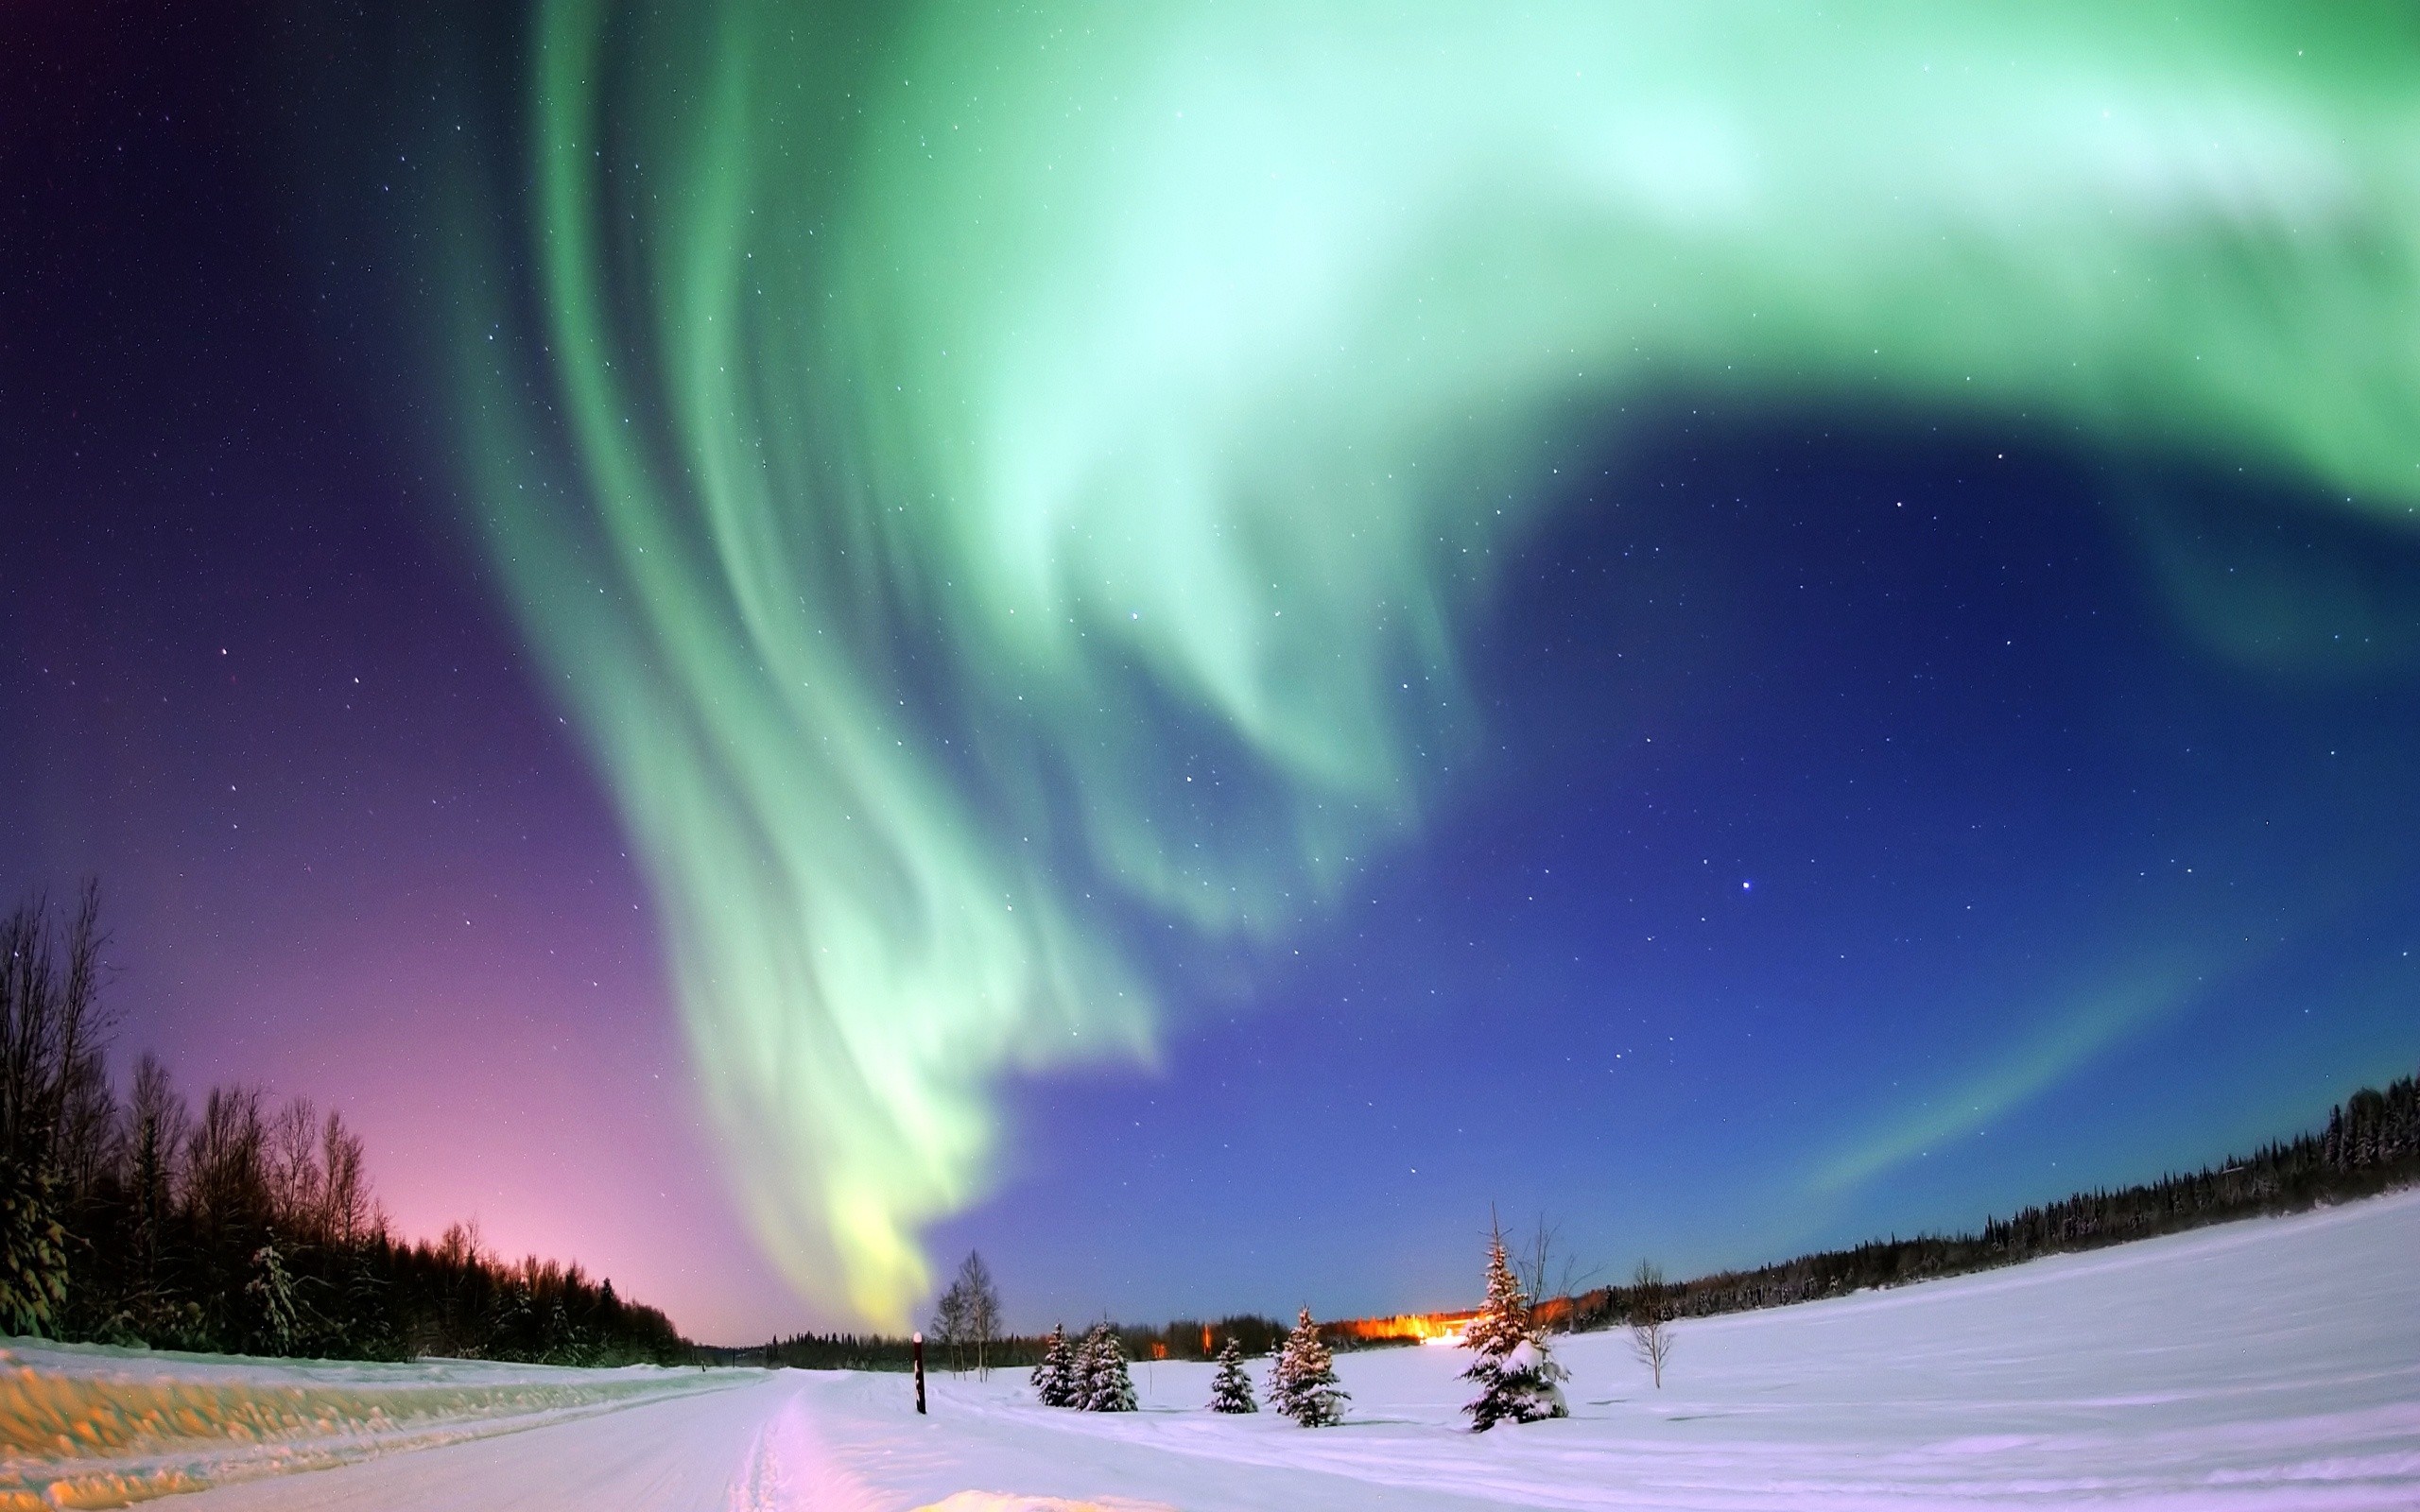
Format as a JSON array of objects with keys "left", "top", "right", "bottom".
[{"left": 1269, "top": 1308, "right": 1348, "bottom": 1427}]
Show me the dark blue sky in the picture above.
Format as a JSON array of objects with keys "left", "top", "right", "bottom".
[
  {"left": 959, "top": 411, "right": 2420, "bottom": 1327},
  {"left": 7, "top": 3, "right": 2415, "bottom": 1341}
]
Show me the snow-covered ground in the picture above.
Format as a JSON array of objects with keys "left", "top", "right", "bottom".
[
  {"left": 9, "top": 1191, "right": 2417, "bottom": 1509},
  {"left": 0, "top": 1345, "right": 751, "bottom": 1506}
]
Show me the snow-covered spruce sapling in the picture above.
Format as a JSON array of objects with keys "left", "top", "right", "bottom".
[
  {"left": 1071, "top": 1324, "right": 1105, "bottom": 1406},
  {"left": 1461, "top": 1222, "right": 1568, "bottom": 1431},
  {"left": 1208, "top": 1336, "right": 1258, "bottom": 1413},
  {"left": 247, "top": 1242, "right": 302, "bottom": 1357},
  {"left": 1030, "top": 1323, "right": 1077, "bottom": 1407},
  {"left": 1269, "top": 1308, "right": 1349, "bottom": 1427},
  {"left": 1078, "top": 1323, "right": 1137, "bottom": 1412}
]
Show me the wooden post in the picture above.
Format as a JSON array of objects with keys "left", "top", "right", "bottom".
[{"left": 913, "top": 1331, "right": 926, "bottom": 1415}]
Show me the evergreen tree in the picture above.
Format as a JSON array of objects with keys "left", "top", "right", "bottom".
[
  {"left": 247, "top": 1243, "right": 302, "bottom": 1356},
  {"left": 493, "top": 1282, "right": 535, "bottom": 1357},
  {"left": 1461, "top": 1223, "right": 1568, "bottom": 1430},
  {"left": 0, "top": 1162, "right": 67, "bottom": 1338},
  {"left": 1208, "top": 1336, "right": 1258, "bottom": 1414},
  {"left": 1077, "top": 1322, "right": 1136, "bottom": 1412},
  {"left": 1031, "top": 1323, "right": 1077, "bottom": 1406},
  {"left": 1071, "top": 1323, "right": 1104, "bottom": 1404},
  {"left": 1269, "top": 1308, "right": 1348, "bottom": 1427}
]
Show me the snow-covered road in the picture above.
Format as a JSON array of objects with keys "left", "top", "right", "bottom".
[{"left": 9, "top": 1191, "right": 2418, "bottom": 1509}]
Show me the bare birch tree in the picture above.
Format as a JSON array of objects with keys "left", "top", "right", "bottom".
[
  {"left": 954, "top": 1250, "right": 1000, "bottom": 1378},
  {"left": 932, "top": 1269, "right": 971, "bottom": 1374},
  {"left": 1630, "top": 1260, "right": 1675, "bottom": 1388}
]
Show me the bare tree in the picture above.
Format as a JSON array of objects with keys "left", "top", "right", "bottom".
[
  {"left": 319, "top": 1109, "right": 371, "bottom": 1246},
  {"left": 1515, "top": 1214, "right": 1602, "bottom": 1334},
  {"left": 124, "top": 1053, "right": 187, "bottom": 1309},
  {"left": 128, "top": 1054, "right": 190, "bottom": 1181},
  {"left": 934, "top": 1251, "right": 1001, "bottom": 1377},
  {"left": 1630, "top": 1261, "right": 1675, "bottom": 1388},
  {"left": 438, "top": 1217, "right": 487, "bottom": 1269},
  {"left": 0, "top": 885, "right": 111, "bottom": 1334},
  {"left": 186, "top": 1084, "right": 267, "bottom": 1241},
  {"left": 932, "top": 1270, "right": 971, "bottom": 1374},
  {"left": 267, "top": 1097, "right": 323, "bottom": 1241},
  {"left": 959, "top": 1251, "right": 1000, "bottom": 1379},
  {"left": 57, "top": 1049, "right": 120, "bottom": 1211}
]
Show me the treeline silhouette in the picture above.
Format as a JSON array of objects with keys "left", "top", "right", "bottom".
[
  {"left": 1570, "top": 1063, "right": 2420, "bottom": 1330},
  {"left": 730, "top": 1070, "right": 2420, "bottom": 1366},
  {"left": 727, "top": 1314, "right": 1294, "bottom": 1373},
  {"left": 0, "top": 886, "right": 686, "bottom": 1364}
]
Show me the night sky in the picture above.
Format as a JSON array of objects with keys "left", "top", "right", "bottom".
[{"left": 6, "top": 3, "right": 2416, "bottom": 1343}]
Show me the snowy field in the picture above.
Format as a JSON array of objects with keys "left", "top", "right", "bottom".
[{"left": 7, "top": 1190, "right": 2417, "bottom": 1510}]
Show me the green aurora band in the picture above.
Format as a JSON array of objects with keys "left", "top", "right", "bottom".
[{"left": 426, "top": 1, "right": 2420, "bottom": 1323}]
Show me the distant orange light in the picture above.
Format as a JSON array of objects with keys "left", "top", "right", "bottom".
[{"left": 1325, "top": 1310, "right": 1478, "bottom": 1347}]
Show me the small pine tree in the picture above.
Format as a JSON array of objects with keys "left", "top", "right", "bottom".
[
  {"left": 545, "top": 1299, "right": 589, "bottom": 1366},
  {"left": 1078, "top": 1323, "right": 1137, "bottom": 1412},
  {"left": 1031, "top": 1323, "right": 1077, "bottom": 1407},
  {"left": 493, "top": 1283, "right": 535, "bottom": 1355},
  {"left": 1069, "top": 1326, "right": 1098, "bottom": 1401},
  {"left": 247, "top": 1243, "right": 302, "bottom": 1357},
  {"left": 1073, "top": 1323, "right": 1134, "bottom": 1412},
  {"left": 1461, "top": 1222, "right": 1568, "bottom": 1431},
  {"left": 1269, "top": 1308, "right": 1348, "bottom": 1427},
  {"left": 0, "top": 1162, "right": 67, "bottom": 1339},
  {"left": 337, "top": 1249, "right": 393, "bottom": 1360},
  {"left": 1208, "top": 1336, "right": 1258, "bottom": 1414}
]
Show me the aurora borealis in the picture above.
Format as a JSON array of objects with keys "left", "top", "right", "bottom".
[{"left": 6, "top": 1, "right": 2419, "bottom": 1338}]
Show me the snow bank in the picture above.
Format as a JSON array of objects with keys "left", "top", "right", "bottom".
[{"left": 0, "top": 1342, "right": 748, "bottom": 1506}]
